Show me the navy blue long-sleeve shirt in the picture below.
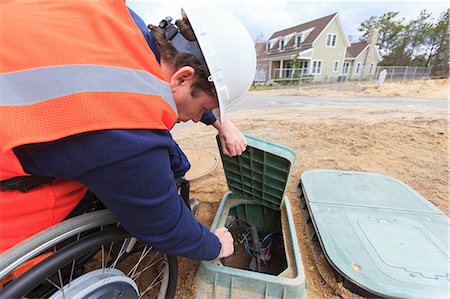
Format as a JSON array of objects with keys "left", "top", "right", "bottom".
[{"left": 12, "top": 8, "right": 220, "bottom": 260}]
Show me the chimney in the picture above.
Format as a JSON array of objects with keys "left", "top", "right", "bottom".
[
  {"left": 367, "top": 30, "right": 378, "bottom": 48},
  {"left": 362, "top": 30, "right": 379, "bottom": 78}
]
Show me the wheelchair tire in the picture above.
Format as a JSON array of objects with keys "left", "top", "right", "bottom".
[{"left": 0, "top": 210, "right": 177, "bottom": 299}]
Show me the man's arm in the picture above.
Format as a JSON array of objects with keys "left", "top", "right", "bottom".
[
  {"left": 14, "top": 129, "right": 225, "bottom": 260},
  {"left": 201, "top": 111, "right": 247, "bottom": 157},
  {"left": 212, "top": 117, "right": 247, "bottom": 157},
  {"left": 128, "top": 8, "right": 245, "bottom": 159}
]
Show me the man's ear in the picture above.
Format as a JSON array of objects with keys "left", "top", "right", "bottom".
[{"left": 170, "top": 66, "right": 195, "bottom": 88}]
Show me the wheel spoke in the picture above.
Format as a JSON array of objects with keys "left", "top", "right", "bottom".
[
  {"left": 101, "top": 245, "right": 105, "bottom": 269},
  {"left": 101, "top": 225, "right": 105, "bottom": 270},
  {"left": 109, "top": 239, "right": 128, "bottom": 269},
  {"left": 138, "top": 266, "right": 165, "bottom": 298},
  {"left": 132, "top": 255, "right": 165, "bottom": 281},
  {"left": 0, "top": 211, "right": 175, "bottom": 299},
  {"left": 57, "top": 269, "right": 66, "bottom": 299},
  {"left": 68, "top": 261, "right": 75, "bottom": 286},
  {"left": 69, "top": 234, "right": 81, "bottom": 285},
  {"left": 105, "top": 241, "right": 115, "bottom": 270},
  {"left": 46, "top": 277, "right": 62, "bottom": 290},
  {"left": 127, "top": 245, "right": 152, "bottom": 278}
]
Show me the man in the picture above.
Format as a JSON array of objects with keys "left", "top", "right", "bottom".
[{"left": 0, "top": 0, "right": 256, "bottom": 261}]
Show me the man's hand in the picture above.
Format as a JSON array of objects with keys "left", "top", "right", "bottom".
[
  {"left": 214, "top": 227, "right": 234, "bottom": 258},
  {"left": 213, "top": 118, "right": 246, "bottom": 157}
]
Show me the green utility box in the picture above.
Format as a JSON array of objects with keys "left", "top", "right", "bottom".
[
  {"left": 195, "top": 135, "right": 306, "bottom": 299},
  {"left": 299, "top": 170, "right": 449, "bottom": 298}
]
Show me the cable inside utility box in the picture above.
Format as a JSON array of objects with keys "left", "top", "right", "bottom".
[{"left": 222, "top": 203, "right": 287, "bottom": 275}]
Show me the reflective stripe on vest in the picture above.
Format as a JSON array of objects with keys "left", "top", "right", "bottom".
[
  {"left": 0, "top": 0, "right": 179, "bottom": 253},
  {"left": 0, "top": 0, "right": 178, "bottom": 154},
  {"left": 0, "top": 64, "right": 177, "bottom": 114}
]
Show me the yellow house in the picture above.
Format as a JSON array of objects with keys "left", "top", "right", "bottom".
[
  {"left": 258, "top": 13, "right": 380, "bottom": 83},
  {"left": 343, "top": 31, "right": 382, "bottom": 80}
]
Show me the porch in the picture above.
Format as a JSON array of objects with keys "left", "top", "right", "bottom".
[{"left": 270, "top": 59, "right": 311, "bottom": 82}]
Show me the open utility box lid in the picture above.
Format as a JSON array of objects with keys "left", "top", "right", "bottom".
[
  {"left": 217, "top": 134, "right": 296, "bottom": 210},
  {"left": 299, "top": 169, "right": 449, "bottom": 298}
]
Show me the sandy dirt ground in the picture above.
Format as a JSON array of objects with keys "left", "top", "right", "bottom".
[
  {"left": 255, "top": 78, "right": 449, "bottom": 99},
  {"left": 172, "top": 79, "right": 448, "bottom": 298}
]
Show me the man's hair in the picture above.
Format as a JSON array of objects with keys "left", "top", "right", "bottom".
[{"left": 149, "top": 17, "right": 215, "bottom": 98}]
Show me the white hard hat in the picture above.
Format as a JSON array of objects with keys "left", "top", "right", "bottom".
[{"left": 183, "top": 8, "right": 256, "bottom": 123}]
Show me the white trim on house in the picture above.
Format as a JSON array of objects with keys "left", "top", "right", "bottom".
[
  {"left": 283, "top": 32, "right": 296, "bottom": 45},
  {"left": 326, "top": 33, "right": 338, "bottom": 47},
  {"left": 333, "top": 14, "right": 351, "bottom": 47},
  {"left": 333, "top": 60, "right": 339, "bottom": 72},
  {"left": 342, "top": 61, "right": 350, "bottom": 75},
  {"left": 279, "top": 38, "right": 286, "bottom": 50},
  {"left": 353, "top": 45, "right": 369, "bottom": 60},
  {"left": 340, "top": 56, "right": 345, "bottom": 76},
  {"left": 311, "top": 59, "right": 323, "bottom": 75},
  {"left": 275, "top": 32, "right": 298, "bottom": 51},
  {"left": 313, "top": 14, "right": 351, "bottom": 48},
  {"left": 298, "top": 48, "right": 313, "bottom": 58},
  {"left": 352, "top": 43, "right": 382, "bottom": 62},
  {"left": 354, "top": 62, "right": 362, "bottom": 75},
  {"left": 267, "top": 38, "right": 278, "bottom": 51},
  {"left": 295, "top": 27, "right": 315, "bottom": 48},
  {"left": 295, "top": 33, "right": 303, "bottom": 48},
  {"left": 263, "top": 13, "right": 382, "bottom": 82},
  {"left": 294, "top": 60, "right": 311, "bottom": 75},
  {"left": 259, "top": 47, "right": 313, "bottom": 62}
]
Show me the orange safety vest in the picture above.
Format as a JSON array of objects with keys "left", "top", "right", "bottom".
[{"left": 0, "top": 0, "right": 178, "bottom": 253}]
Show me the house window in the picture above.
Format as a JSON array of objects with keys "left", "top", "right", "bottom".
[
  {"left": 299, "top": 61, "right": 309, "bottom": 74},
  {"left": 369, "top": 63, "right": 374, "bottom": 74},
  {"left": 266, "top": 43, "right": 270, "bottom": 51},
  {"left": 355, "top": 62, "right": 361, "bottom": 75},
  {"left": 326, "top": 33, "right": 337, "bottom": 47},
  {"left": 342, "top": 62, "right": 349, "bottom": 75},
  {"left": 333, "top": 60, "right": 339, "bottom": 72},
  {"left": 280, "top": 39, "right": 285, "bottom": 50},
  {"left": 295, "top": 34, "right": 303, "bottom": 47},
  {"left": 311, "top": 60, "right": 322, "bottom": 74},
  {"left": 284, "top": 61, "right": 292, "bottom": 78}
]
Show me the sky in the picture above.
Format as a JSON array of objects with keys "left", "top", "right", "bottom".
[{"left": 128, "top": 0, "right": 448, "bottom": 42}]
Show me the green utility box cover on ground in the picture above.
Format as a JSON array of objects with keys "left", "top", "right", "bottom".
[
  {"left": 299, "top": 169, "right": 449, "bottom": 298},
  {"left": 195, "top": 135, "right": 306, "bottom": 299}
]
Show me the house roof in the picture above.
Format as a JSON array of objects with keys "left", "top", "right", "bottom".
[
  {"left": 269, "top": 13, "right": 337, "bottom": 45},
  {"left": 260, "top": 45, "right": 313, "bottom": 61},
  {"left": 346, "top": 41, "right": 368, "bottom": 59}
]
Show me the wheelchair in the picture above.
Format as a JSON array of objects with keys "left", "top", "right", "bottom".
[{"left": 0, "top": 177, "right": 196, "bottom": 298}]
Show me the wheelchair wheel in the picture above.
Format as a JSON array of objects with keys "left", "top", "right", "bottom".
[{"left": 0, "top": 210, "right": 177, "bottom": 298}]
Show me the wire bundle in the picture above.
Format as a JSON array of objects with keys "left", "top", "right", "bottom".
[{"left": 227, "top": 218, "right": 276, "bottom": 273}]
